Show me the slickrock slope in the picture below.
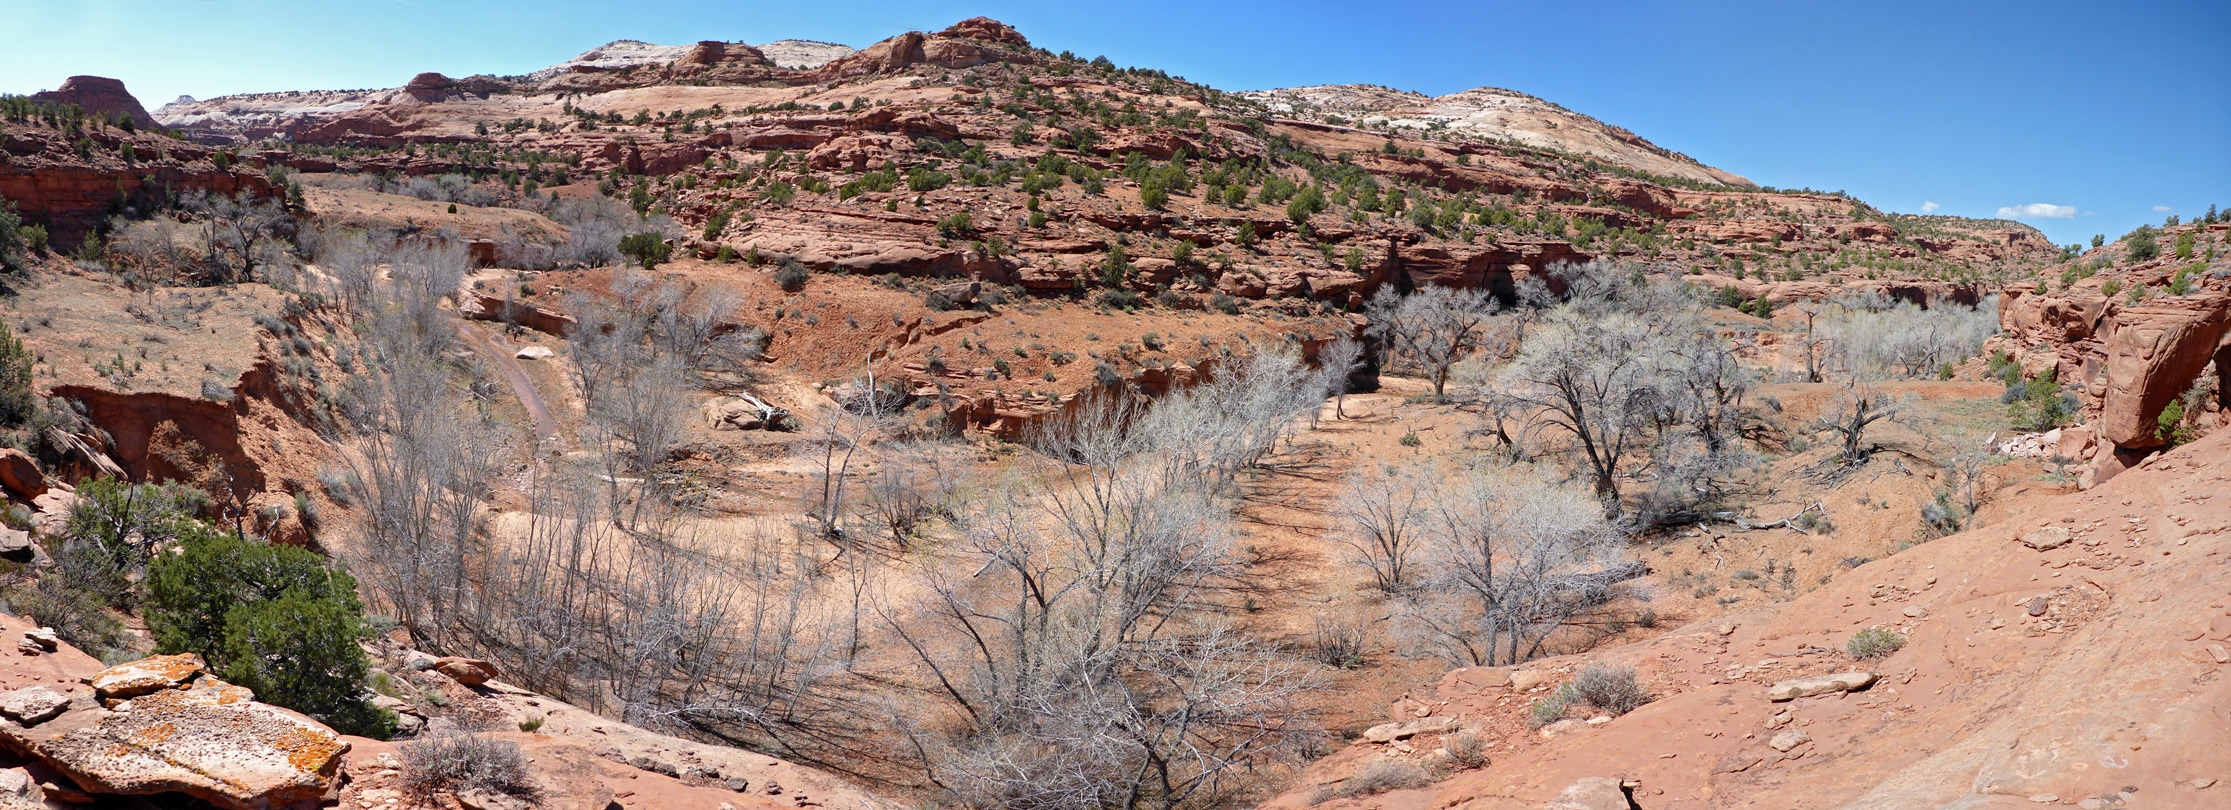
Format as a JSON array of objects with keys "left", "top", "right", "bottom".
[
  {"left": 1272, "top": 427, "right": 2231, "bottom": 810},
  {"left": 1241, "top": 84, "right": 1752, "bottom": 188}
]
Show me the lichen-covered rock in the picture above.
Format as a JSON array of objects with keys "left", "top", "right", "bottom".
[
  {"left": 0, "top": 684, "right": 347, "bottom": 810},
  {"left": 85, "top": 652, "right": 203, "bottom": 700}
]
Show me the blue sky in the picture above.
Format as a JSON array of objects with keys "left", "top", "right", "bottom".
[{"left": 6, "top": 0, "right": 2225, "bottom": 246}]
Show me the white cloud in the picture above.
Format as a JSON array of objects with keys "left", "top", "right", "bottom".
[
  {"left": 1920, "top": 201, "right": 1940, "bottom": 213},
  {"left": 2152, "top": 205, "right": 2175, "bottom": 212},
  {"left": 1995, "top": 203, "right": 2077, "bottom": 219}
]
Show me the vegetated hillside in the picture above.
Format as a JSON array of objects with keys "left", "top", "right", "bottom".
[
  {"left": 126, "top": 16, "right": 2055, "bottom": 426},
  {"left": 1, "top": 94, "right": 277, "bottom": 247}
]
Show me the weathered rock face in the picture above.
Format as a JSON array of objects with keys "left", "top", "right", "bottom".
[
  {"left": 0, "top": 656, "right": 348, "bottom": 810},
  {"left": 0, "top": 124, "right": 275, "bottom": 248},
  {"left": 27, "top": 76, "right": 153, "bottom": 128},
  {"left": 2094, "top": 296, "right": 2231, "bottom": 448},
  {"left": 1997, "top": 283, "right": 2230, "bottom": 452},
  {"left": 48, "top": 384, "right": 267, "bottom": 503},
  {"left": 0, "top": 449, "right": 45, "bottom": 500}
]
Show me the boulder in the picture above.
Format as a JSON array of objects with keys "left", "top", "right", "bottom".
[
  {"left": 0, "top": 684, "right": 348, "bottom": 810},
  {"left": 1542, "top": 776, "right": 1634, "bottom": 810},
  {"left": 1360, "top": 716, "right": 1457, "bottom": 743},
  {"left": 0, "top": 449, "right": 44, "bottom": 499},
  {"left": 1767, "top": 671, "right": 1877, "bottom": 701},
  {"left": 0, "top": 687, "right": 69, "bottom": 725},
  {"left": 2094, "top": 299, "right": 2231, "bottom": 449},
  {"left": 433, "top": 657, "right": 499, "bottom": 686},
  {"left": 931, "top": 281, "right": 981, "bottom": 307},
  {"left": 1509, "top": 669, "right": 1558, "bottom": 691},
  {"left": 0, "top": 530, "right": 31, "bottom": 565},
  {"left": 1768, "top": 729, "right": 1812, "bottom": 752},
  {"left": 2019, "top": 526, "right": 2073, "bottom": 550},
  {"left": 85, "top": 653, "right": 204, "bottom": 700},
  {"left": 514, "top": 345, "right": 554, "bottom": 360}
]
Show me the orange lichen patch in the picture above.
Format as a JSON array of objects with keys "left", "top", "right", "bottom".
[
  {"left": 130, "top": 721, "right": 178, "bottom": 745},
  {"left": 274, "top": 726, "right": 345, "bottom": 774}
]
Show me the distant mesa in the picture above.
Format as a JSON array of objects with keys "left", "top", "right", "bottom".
[{"left": 29, "top": 75, "right": 154, "bottom": 128}]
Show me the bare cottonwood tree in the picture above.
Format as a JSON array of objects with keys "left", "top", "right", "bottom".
[
  {"left": 1334, "top": 463, "right": 1429, "bottom": 593},
  {"left": 1388, "top": 463, "right": 1638, "bottom": 666},
  {"left": 1367, "top": 284, "right": 1501, "bottom": 398}
]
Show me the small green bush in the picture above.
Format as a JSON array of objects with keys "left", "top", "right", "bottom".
[{"left": 1846, "top": 627, "right": 1905, "bottom": 660}]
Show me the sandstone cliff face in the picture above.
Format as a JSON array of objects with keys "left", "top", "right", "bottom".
[{"left": 0, "top": 122, "right": 274, "bottom": 247}]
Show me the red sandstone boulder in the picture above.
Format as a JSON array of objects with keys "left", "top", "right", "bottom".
[
  {"left": 2095, "top": 295, "right": 2231, "bottom": 448},
  {"left": 0, "top": 449, "right": 44, "bottom": 499}
]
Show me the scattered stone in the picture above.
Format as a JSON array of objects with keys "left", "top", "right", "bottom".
[
  {"left": 1509, "top": 669, "right": 1556, "bottom": 691},
  {"left": 1585, "top": 715, "right": 1612, "bottom": 726},
  {"left": 1543, "top": 776, "right": 1632, "bottom": 810},
  {"left": 22, "top": 628, "right": 57, "bottom": 651},
  {"left": 433, "top": 656, "right": 499, "bottom": 686},
  {"left": 12, "top": 639, "right": 40, "bottom": 657},
  {"left": 2027, "top": 598, "right": 2050, "bottom": 617},
  {"left": 2207, "top": 644, "right": 2230, "bottom": 664},
  {"left": 86, "top": 652, "right": 204, "bottom": 700},
  {"left": 2190, "top": 778, "right": 2216, "bottom": 789},
  {"left": 1768, "top": 672, "right": 1877, "bottom": 701},
  {"left": 2021, "top": 527, "right": 2073, "bottom": 550},
  {"left": 457, "top": 788, "right": 536, "bottom": 810},
  {"left": 2027, "top": 794, "right": 2058, "bottom": 803},
  {"left": 1903, "top": 605, "right": 1928, "bottom": 618},
  {"left": 1361, "top": 716, "right": 1454, "bottom": 743},
  {"left": 1539, "top": 719, "right": 1585, "bottom": 739},
  {"left": 0, "top": 687, "right": 70, "bottom": 725},
  {"left": 1767, "top": 730, "right": 1811, "bottom": 752},
  {"left": 726, "top": 777, "right": 751, "bottom": 792},
  {"left": 514, "top": 345, "right": 555, "bottom": 360},
  {"left": 2078, "top": 799, "right": 2105, "bottom": 810}
]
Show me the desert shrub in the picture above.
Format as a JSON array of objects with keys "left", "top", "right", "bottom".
[
  {"left": 773, "top": 257, "right": 809, "bottom": 292},
  {"left": 1443, "top": 730, "right": 1489, "bottom": 770},
  {"left": 936, "top": 211, "right": 973, "bottom": 237},
  {"left": 1210, "top": 292, "right": 1240, "bottom": 314},
  {"left": 399, "top": 733, "right": 531, "bottom": 799},
  {"left": 2, "top": 573, "right": 133, "bottom": 662},
  {"left": 57, "top": 478, "right": 210, "bottom": 608},
  {"left": 1336, "top": 757, "right": 1430, "bottom": 798},
  {"left": 1307, "top": 616, "right": 1367, "bottom": 669},
  {"left": 1846, "top": 627, "right": 1905, "bottom": 660},
  {"left": 1528, "top": 691, "right": 1572, "bottom": 727},
  {"left": 146, "top": 531, "right": 393, "bottom": 737},
  {"left": 0, "top": 319, "right": 31, "bottom": 426},
  {"left": 1567, "top": 662, "right": 1651, "bottom": 716},
  {"left": 2125, "top": 226, "right": 2159, "bottom": 262},
  {"left": 0, "top": 199, "right": 29, "bottom": 275}
]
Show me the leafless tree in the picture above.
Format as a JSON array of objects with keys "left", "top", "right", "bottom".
[
  {"left": 1367, "top": 285, "right": 1500, "bottom": 398},
  {"left": 1333, "top": 464, "right": 1429, "bottom": 594},
  {"left": 1389, "top": 464, "right": 1638, "bottom": 666}
]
